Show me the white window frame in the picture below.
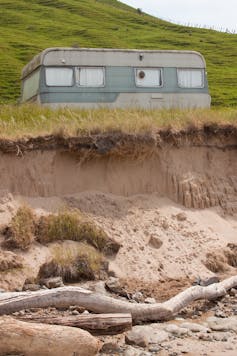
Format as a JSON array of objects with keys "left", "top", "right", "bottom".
[
  {"left": 45, "top": 67, "right": 74, "bottom": 87},
  {"left": 134, "top": 67, "right": 163, "bottom": 87},
  {"left": 75, "top": 67, "right": 105, "bottom": 87},
  {"left": 177, "top": 68, "right": 204, "bottom": 89}
]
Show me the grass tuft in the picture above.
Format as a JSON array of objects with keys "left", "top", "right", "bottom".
[
  {"left": 204, "top": 251, "right": 228, "bottom": 273},
  {"left": 36, "top": 209, "right": 120, "bottom": 254},
  {"left": 3, "top": 206, "right": 35, "bottom": 250},
  {"left": 38, "top": 243, "right": 106, "bottom": 282}
]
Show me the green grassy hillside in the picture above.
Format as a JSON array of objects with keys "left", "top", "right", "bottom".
[{"left": 0, "top": 0, "right": 236, "bottom": 106}]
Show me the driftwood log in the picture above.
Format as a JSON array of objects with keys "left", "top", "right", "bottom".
[
  {"left": 0, "top": 275, "right": 236, "bottom": 322},
  {"left": 18, "top": 313, "right": 132, "bottom": 335},
  {"left": 0, "top": 316, "right": 101, "bottom": 356}
]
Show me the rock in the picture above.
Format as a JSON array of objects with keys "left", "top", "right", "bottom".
[
  {"left": 198, "top": 333, "right": 213, "bottom": 341},
  {"left": 180, "top": 322, "right": 210, "bottom": 333},
  {"left": 125, "top": 328, "right": 149, "bottom": 347},
  {"left": 124, "top": 346, "right": 145, "bottom": 356},
  {"left": 40, "top": 277, "right": 64, "bottom": 289},
  {"left": 193, "top": 276, "right": 219, "bottom": 286},
  {"left": 132, "top": 292, "right": 144, "bottom": 303},
  {"left": 144, "top": 297, "right": 156, "bottom": 304},
  {"left": 165, "top": 324, "right": 189, "bottom": 337},
  {"left": 0, "top": 288, "right": 6, "bottom": 293},
  {"left": 148, "top": 235, "right": 163, "bottom": 249},
  {"left": 71, "top": 310, "right": 80, "bottom": 315},
  {"left": 105, "top": 277, "right": 123, "bottom": 294},
  {"left": 176, "top": 212, "right": 187, "bottom": 221},
  {"left": 125, "top": 325, "right": 169, "bottom": 347},
  {"left": 207, "top": 316, "right": 237, "bottom": 332},
  {"left": 229, "top": 288, "right": 237, "bottom": 296},
  {"left": 23, "top": 284, "right": 41, "bottom": 292},
  {"left": 215, "top": 310, "right": 227, "bottom": 318},
  {"left": 100, "top": 342, "right": 121, "bottom": 354},
  {"left": 90, "top": 281, "right": 108, "bottom": 295},
  {"left": 212, "top": 332, "right": 231, "bottom": 341}
]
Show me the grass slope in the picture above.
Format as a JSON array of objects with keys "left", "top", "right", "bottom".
[{"left": 0, "top": 0, "right": 236, "bottom": 106}]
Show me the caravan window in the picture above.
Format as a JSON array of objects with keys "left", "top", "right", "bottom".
[
  {"left": 135, "top": 68, "right": 162, "bottom": 87},
  {"left": 45, "top": 67, "right": 74, "bottom": 86},
  {"left": 177, "top": 69, "right": 204, "bottom": 88},
  {"left": 75, "top": 67, "right": 105, "bottom": 87}
]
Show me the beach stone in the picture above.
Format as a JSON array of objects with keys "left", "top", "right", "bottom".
[
  {"left": 212, "top": 332, "right": 231, "bottom": 341},
  {"left": 176, "top": 212, "right": 187, "bottom": 221},
  {"left": 207, "top": 316, "right": 237, "bottom": 332},
  {"left": 148, "top": 235, "right": 163, "bottom": 249},
  {"left": 132, "top": 291, "right": 144, "bottom": 303},
  {"left": 124, "top": 346, "right": 142, "bottom": 356},
  {"left": 105, "top": 277, "right": 123, "bottom": 294},
  {"left": 165, "top": 324, "right": 190, "bottom": 337},
  {"left": 100, "top": 342, "right": 121, "bottom": 354},
  {"left": 125, "top": 327, "right": 149, "bottom": 347},
  {"left": 180, "top": 322, "right": 211, "bottom": 333},
  {"left": 125, "top": 325, "right": 169, "bottom": 347},
  {"left": 23, "top": 284, "right": 41, "bottom": 291},
  {"left": 41, "top": 277, "right": 64, "bottom": 289},
  {"left": 198, "top": 333, "right": 213, "bottom": 341},
  {"left": 144, "top": 297, "right": 156, "bottom": 304}
]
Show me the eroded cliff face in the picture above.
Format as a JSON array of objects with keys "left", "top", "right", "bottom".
[{"left": 0, "top": 125, "right": 236, "bottom": 213}]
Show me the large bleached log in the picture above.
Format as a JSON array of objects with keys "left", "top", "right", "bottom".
[
  {"left": 0, "top": 316, "right": 101, "bottom": 356},
  {"left": 18, "top": 313, "right": 132, "bottom": 335},
  {"left": 0, "top": 275, "right": 236, "bottom": 322}
]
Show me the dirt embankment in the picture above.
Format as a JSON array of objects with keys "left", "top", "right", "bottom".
[
  {"left": 0, "top": 125, "right": 236, "bottom": 213},
  {"left": 0, "top": 125, "right": 236, "bottom": 290}
]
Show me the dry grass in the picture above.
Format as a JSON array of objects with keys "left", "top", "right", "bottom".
[
  {"left": 224, "top": 244, "right": 237, "bottom": 268},
  {"left": 36, "top": 210, "right": 120, "bottom": 254},
  {"left": 204, "top": 251, "right": 229, "bottom": 273},
  {"left": 0, "top": 105, "right": 236, "bottom": 139},
  {"left": 3, "top": 206, "right": 35, "bottom": 250},
  {"left": 36, "top": 210, "right": 81, "bottom": 244},
  {"left": 0, "top": 250, "right": 24, "bottom": 272},
  {"left": 38, "top": 243, "right": 106, "bottom": 282}
]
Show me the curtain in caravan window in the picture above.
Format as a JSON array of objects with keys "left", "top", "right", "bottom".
[
  {"left": 177, "top": 69, "right": 204, "bottom": 88},
  {"left": 135, "top": 68, "right": 162, "bottom": 87},
  {"left": 45, "top": 67, "right": 73, "bottom": 86},
  {"left": 76, "top": 68, "right": 104, "bottom": 86}
]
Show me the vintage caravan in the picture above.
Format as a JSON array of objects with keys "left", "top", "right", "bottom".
[{"left": 21, "top": 48, "right": 211, "bottom": 108}]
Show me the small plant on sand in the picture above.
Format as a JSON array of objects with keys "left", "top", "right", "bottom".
[
  {"left": 224, "top": 244, "right": 237, "bottom": 267},
  {"left": 204, "top": 251, "right": 228, "bottom": 273},
  {"left": 38, "top": 243, "right": 106, "bottom": 282},
  {"left": 36, "top": 209, "right": 120, "bottom": 255},
  {"left": 36, "top": 210, "right": 80, "bottom": 244},
  {"left": 4, "top": 206, "right": 35, "bottom": 250}
]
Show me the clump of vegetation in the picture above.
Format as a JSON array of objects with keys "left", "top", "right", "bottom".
[
  {"left": 204, "top": 251, "right": 228, "bottom": 273},
  {"left": 36, "top": 210, "right": 120, "bottom": 255},
  {"left": 38, "top": 243, "right": 107, "bottom": 282},
  {"left": 4, "top": 206, "right": 35, "bottom": 250},
  {"left": 0, "top": 250, "right": 24, "bottom": 271},
  {"left": 36, "top": 210, "right": 81, "bottom": 244},
  {"left": 224, "top": 244, "right": 237, "bottom": 267}
]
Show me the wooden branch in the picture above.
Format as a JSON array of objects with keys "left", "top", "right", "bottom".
[
  {"left": 0, "top": 275, "right": 236, "bottom": 322},
  {"left": 0, "top": 316, "right": 101, "bottom": 356},
  {"left": 17, "top": 313, "right": 132, "bottom": 335}
]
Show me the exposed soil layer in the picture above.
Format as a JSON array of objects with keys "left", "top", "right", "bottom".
[{"left": 0, "top": 125, "right": 236, "bottom": 212}]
